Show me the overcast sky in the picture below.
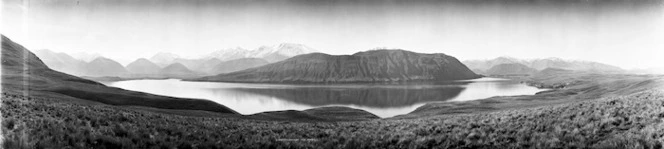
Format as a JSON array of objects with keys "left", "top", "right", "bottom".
[{"left": 2, "top": 0, "right": 663, "bottom": 69}]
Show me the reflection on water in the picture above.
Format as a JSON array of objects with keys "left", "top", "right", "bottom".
[
  {"left": 103, "top": 78, "right": 545, "bottom": 117},
  {"left": 228, "top": 85, "right": 465, "bottom": 107}
]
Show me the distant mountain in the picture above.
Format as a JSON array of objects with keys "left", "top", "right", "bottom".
[
  {"left": 210, "top": 58, "right": 269, "bottom": 74},
  {"left": 33, "top": 49, "right": 87, "bottom": 76},
  {"left": 160, "top": 63, "right": 195, "bottom": 77},
  {"left": 247, "top": 43, "right": 318, "bottom": 62},
  {"left": 196, "top": 58, "right": 223, "bottom": 74},
  {"left": 206, "top": 43, "right": 318, "bottom": 63},
  {"left": 84, "top": 57, "right": 129, "bottom": 77},
  {"left": 470, "top": 69, "right": 485, "bottom": 75},
  {"left": 462, "top": 57, "right": 623, "bottom": 73},
  {"left": 70, "top": 52, "right": 101, "bottom": 62},
  {"left": 126, "top": 58, "right": 161, "bottom": 74},
  {"left": 485, "top": 63, "right": 538, "bottom": 76},
  {"left": 534, "top": 68, "right": 574, "bottom": 77},
  {"left": 526, "top": 58, "right": 622, "bottom": 71},
  {"left": 171, "top": 58, "right": 209, "bottom": 71},
  {"left": 629, "top": 67, "right": 664, "bottom": 74},
  {"left": 204, "top": 47, "right": 249, "bottom": 62},
  {"left": 191, "top": 49, "right": 480, "bottom": 83},
  {"left": 1, "top": 35, "right": 237, "bottom": 114},
  {"left": 149, "top": 52, "right": 181, "bottom": 67},
  {"left": 28, "top": 44, "right": 317, "bottom": 78},
  {"left": 463, "top": 57, "right": 524, "bottom": 71}
]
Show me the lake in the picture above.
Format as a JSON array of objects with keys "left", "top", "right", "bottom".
[{"left": 103, "top": 78, "right": 545, "bottom": 118}]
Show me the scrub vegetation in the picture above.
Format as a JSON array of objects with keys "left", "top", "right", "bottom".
[{"left": 3, "top": 90, "right": 664, "bottom": 148}]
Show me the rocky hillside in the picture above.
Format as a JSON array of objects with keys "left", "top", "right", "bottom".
[{"left": 192, "top": 49, "right": 480, "bottom": 83}]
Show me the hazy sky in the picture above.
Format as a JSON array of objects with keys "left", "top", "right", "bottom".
[{"left": 2, "top": 0, "right": 663, "bottom": 69}]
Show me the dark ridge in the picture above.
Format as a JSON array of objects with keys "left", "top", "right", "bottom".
[{"left": 191, "top": 49, "right": 480, "bottom": 83}]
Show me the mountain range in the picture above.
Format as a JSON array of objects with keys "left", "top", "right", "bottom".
[
  {"left": 207, "top": 58, "right": 269, "bottom": 74},
  {"left": 484, "top": 63, "right": 538, "bottom": 76},
  {"left": 86, "top": 57, "right": 130, "bottom": 77},
  {"left": 3, "top": 35, "right": 379, "bottom": 121},
  {"left": 36, "top": 46, "right": 627, "bottom": 80},
  {"left": 192, "top": 49, "right": 481, "bottom": 83},
  {"left": 70, "top": 52, "right": 101, "bottom": 62},
  {"left": 203, "top": 43, "right": 318, "bottom": 62},
  {"left": 34, "top": 50, "right": 130, "bottom": 77},
  {"left": 32, "top": 43, "right": 317, "bottom": 78},
  {"left": 463, "top": 57, "right": 624, "bottom": 75},
  {"left": 1, "top": 35, "right": 237, "bottom": 114},
  {"left": 34, "top": 49, "right": 88, "bottom": 75}
]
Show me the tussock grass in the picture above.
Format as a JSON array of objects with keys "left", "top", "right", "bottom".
[{"left": 3, "top": 90, "right": 664, "bottom": 148}]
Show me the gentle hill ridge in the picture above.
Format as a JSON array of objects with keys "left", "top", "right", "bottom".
[
  {"left": 33, "top": 49, "right": 88, "bottom": 76},
  {"left": 160, "top": 63, "right": 194, "bottom": 74},
  {"left": 463, "top": 57, "right": 623, "bottom": 74},
  {"left": 126, "top": 58, "right": 161, "bottom": 74},
  {"left": 84, "top": 57, "right": 129, "bottom": 77}
]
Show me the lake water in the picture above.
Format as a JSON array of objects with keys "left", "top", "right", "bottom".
[{"left": 103, "top": 78, "right": 545, "bottom": 118}]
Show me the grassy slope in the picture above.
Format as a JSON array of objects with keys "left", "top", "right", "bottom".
[
  {"left": 402, "top": 72, "right": 664, "bottom": 118},
  {"left": 1, "top": 35, "right": 382, "bottom": 122},
  {"left": 1, "top": 35, "right": 238, "bottom": 115},
  {"left": 3, "top": 89, "right": 664, "bottom": 148},
  {"left": 4, "top": 60, "right": 664, "bottom": 148}
]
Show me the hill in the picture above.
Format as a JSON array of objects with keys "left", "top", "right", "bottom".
[
  {"left": 158, "top": 63, "right": 200, "bottom": 78},
  {"left": 195, "top": 58, "right": 223, "bottom": 74},
  {"left": 463, "top": 57, "right": 524, "bottom": 71},
  {"left": 462, "top": 57, "right": 623, "bottom": 73},
  {"left": 149, "top": 52, "right": 180, "bottom": 67},
  {"left": 160, "top": 63, "right": 194, "bottom": 75},
  {"left": 192, "top": 49, "right": 480, "bottom": 83},
  {"left": 33, "top": 49, "right": 88, "bottom": 76},
  {"left": 4, "top": 34, "right": 664, "bottom": 148},
  {"left": 210, "top": 58, "right": 269, "bottom": 74},
  {"left": 1, "top": 35, "right": 237, "bottom": 114},
  {"left": 485, "top": 63, "right": 538, "bottom": 76},
  {"left": 126, "top": 58, "right": 161, "bottom": 74},
  {"left": 83, "top": 57, "right": 129, "bottom": 77}
]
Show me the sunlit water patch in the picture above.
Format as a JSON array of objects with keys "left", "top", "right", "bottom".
[{"left": 103, "top": 78, "right": 545, "bottom": 117}]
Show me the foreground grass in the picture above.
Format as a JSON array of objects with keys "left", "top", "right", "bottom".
[{"left": 3, "top": 90, "right": 664, "bottom": 148}]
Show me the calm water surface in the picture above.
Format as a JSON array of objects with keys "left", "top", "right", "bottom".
[{"left": 103, "top": 78, "right": 545, "bottom": 117}]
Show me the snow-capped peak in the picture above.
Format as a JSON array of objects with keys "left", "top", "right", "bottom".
[
  {"left": 71, "top": 52, "right": 102, "bottom": 62},
  {"left": 273, "top": 43, "right": 318, "bottom": 56},
  {"left": 149, "top": 52, "right": 181, "bottom": 64}
]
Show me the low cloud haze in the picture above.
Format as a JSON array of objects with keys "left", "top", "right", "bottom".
[{"left": 2, "top": 0, "right": 663, "bottom": 69}]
